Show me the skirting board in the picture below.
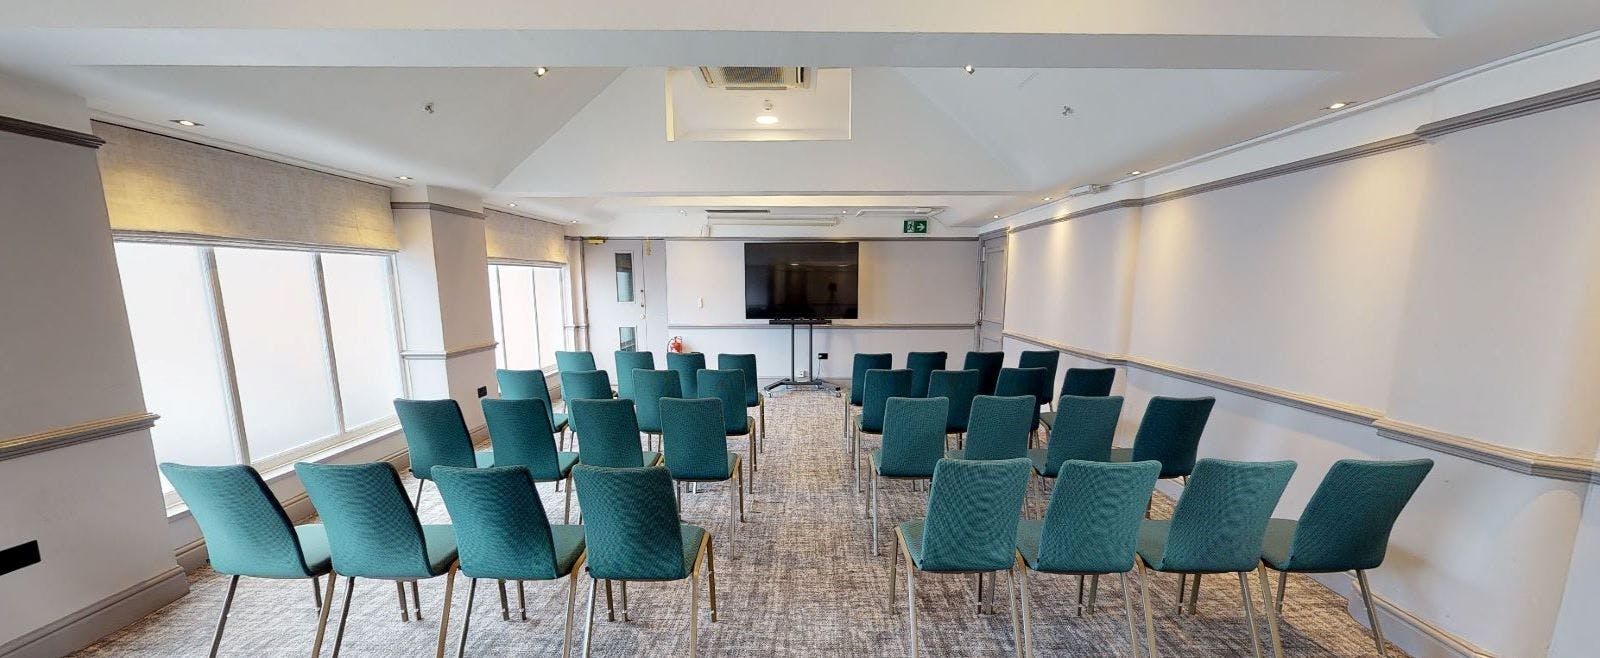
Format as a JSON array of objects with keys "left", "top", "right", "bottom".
[
  {"left": 1150, "top": 480, "right": 1494, "bottom": 658},
  {"left": 0, "top": 566, "right": 188, "bottom": 658}
]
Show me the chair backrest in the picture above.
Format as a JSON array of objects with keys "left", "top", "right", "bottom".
[
  {"left": 572, "top": 465, "right": 689, "bottom": 581},
  {"left": 696, "top": 369, "right": 750, "bottom": 435},
  {"left": 568, "top": 399, "right": 648, "bottom": 468},
  {"left": 1285, "top": 459, "right": 1434, "bottom": 571},
  {"left": 159, "top": 463, "right": 312, "bottom": 578},
  {"left": 927, "top": 369, "right": 981, "bottom": 432},
  {"left": 962, "top": 351, "right": 1005, "bottom": 395},
  {"left": 666, "top": 352, "right": 707, "bottom": 400},
  {"left": 849, "top": 353, "right": 894, "bottom": 405},
  {"left": 905, "top": 352, "right": 948, "bottom": 398},
  {"left": 1130, "top": 396, "right": 1216, "bottom": 478},
  {"left": 877, "top": 397, "right": 949, "bottom": 478},
  {"left": 716, "top": 353, "right": 761, "bottom": 406},
  {"left": 1036, "top": 460, "right": 1161, "bottom": 574},
  {"left": 394, "top": 398, "right": 476, "bottom": 480},
  {"left": 859, "top": 368, "right": 913, "bottom": 433},
  {"left": 660, "top": 398, "right": 731, "bottom": 480},
  {"left": 1043, "top": 396, "right": 1125, "bottom": 471},
  {"left": 1059, "top": 367, "right": 1116, "bottom": 399},
  {"left": 614, "top": 351, "right": 656, "bottom": 401},
  {"left": 918, "top": 458, "right": 1032, "bottom": 572},
  {"left": 962, "top": 395, "right": 1036, "bottom": 460},
  {"left": 1162, "top": 458, "right": 1296, "bottom": 573},
  {"left": 432, "top": 466, "right": 562, "bottom": 580},
  {"left": 555, "top": 350, "right": 597, "bottom": 373},
  {"left": 632, "top": 369, "right": 683, "bottom": 434},
  {"left": 496, "top": 369, "right": 558, "bottom": 428},
  {"left": 1017, "top": 350, "right": 1060, "bottom": 403},
  {"left": 295, "top": 462, "right": 436, "bottom": 579},
  {"left": 560, "top": 369, "right": 615, "bottom": 414},
  {"left": 481, "top": 398, "right": 562, "bottom": 480},
  {"left": 994, "top": 367, "right": 1047, "bottom": 428}
]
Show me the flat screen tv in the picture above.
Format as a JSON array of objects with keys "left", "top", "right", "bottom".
[{"left": 744, "top": 241, "right": 860, "bottom": 320}]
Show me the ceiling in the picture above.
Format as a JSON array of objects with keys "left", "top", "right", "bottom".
[{"left": 2, "top": 0, "right": 1599, "bottom": 231}]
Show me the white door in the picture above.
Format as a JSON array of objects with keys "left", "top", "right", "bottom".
[
  {"left": 583, "top": 241, "right": 648, "bottom": 376},
  {"left": 978, "top": 237, "right": 1007, "bottom": 352}
]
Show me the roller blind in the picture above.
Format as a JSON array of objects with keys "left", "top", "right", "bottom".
[
  {"left": 94, "top": 121, "right": 397, "bottom": 252},
  {"left": 485, "top": 209, "right": 567, "bottom": 264}
]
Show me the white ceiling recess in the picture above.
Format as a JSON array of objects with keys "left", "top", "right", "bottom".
[{"left": 666, "top": 67, "right": 852, "bottom": 142}]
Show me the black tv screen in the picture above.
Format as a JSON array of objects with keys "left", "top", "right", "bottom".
[{"left": 744, "top": 242, "right": 860, "bottom": 319}]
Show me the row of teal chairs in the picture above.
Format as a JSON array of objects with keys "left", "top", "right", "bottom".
[
  {"left": 843, "top": 350, "right": 1091, "bottom": 434},
  {"left": 163, "top": 459, "right": 722, "bottom": 658},
  {"left": 886, "top": 455, "right": 1431, "bottom": 658},
  {"left": 551, "top": 350, "right": 767, "bottom": 457}
]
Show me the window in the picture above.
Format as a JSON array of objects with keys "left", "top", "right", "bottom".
[
  {"left": 116, "top": 243, "right": 405, "bottom": 499},
  {"left": 489, "top": 263, "right": 568, "bottom": 370},
  {"left": 619, "top": 326, "right": 638, "bottom": 352},
  {"left": 615, "top": 252, "right": 634, "bottom": 302}
]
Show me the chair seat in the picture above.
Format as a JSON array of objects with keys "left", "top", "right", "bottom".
[
  {"left": 422, "top": 524, "right": 460, "bottom": 577},
  {"left": 870, "top": 449, "right": 934, "bottom": 479},
  {"left": 293, "top": 524, "right": 334, "bottom": 577},
  {"left": 1027, "top": 448, "right": 1055, "bottom": 477},
  {"left": 1015, "top": 519, "right": 1043, "bottom": 570},
  {"left": 531, "top": 452, "right": 580, "bottom": 482},
  {"left": 474, "top": 450, "right": 495, "bottom": 468},
  {"left": 675, "top": 452, "right": 738, "bottom": 482},
  {"left": 643, "top": 451, "right": 663, "bottom": 467},
  {"left": 854, "top": 416, "right": 883, "bottom": 435},
  {"left": 1261, "top": 518, "right": 1298, "bottom": 571},
  {"left": 550, "top": 524, "right": 587, "bottom": 577},
  {"left": 1039, "top": 411, "right": 1055, "bottom": 430},
  {"left": 552, "top": 412, "right": 569, "bottom": 432},
  {"left": 677, "top": 524, "right": 708, "bottom": 578},
  {"left": 1136, "top": 519, "right": 1237, "bottom": 575},
  {"left": 944, "top": 449, "right": 966, "bottom": 460},
  {"left": 898, "top": 520, "right": 982, "bottom": 573},
  {"left": 724, "top": 418, "right": 753, "bottom": 437}
]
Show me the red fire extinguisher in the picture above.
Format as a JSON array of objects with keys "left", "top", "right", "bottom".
[{"left": 668, "top": 336, "right": 685, "bottom": 353}]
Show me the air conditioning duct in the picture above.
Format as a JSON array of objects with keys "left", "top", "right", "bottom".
[{"left": 698, "top": 67, "right": 811, "bottom": 91}]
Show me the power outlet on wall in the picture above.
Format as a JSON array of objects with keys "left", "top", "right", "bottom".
[{"left": 477, "top": 386, "right": 488, "bottom": 398}]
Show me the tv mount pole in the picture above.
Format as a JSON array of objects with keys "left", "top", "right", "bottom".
[{"left": 763, "top": 318, "right": 840, "bottom": 394}]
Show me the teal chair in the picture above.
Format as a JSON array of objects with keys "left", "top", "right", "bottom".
[
  {"left": 160, "top": 463, "right": 333, "bottom": 657},
  {"left": 927, "top": 369, "right": 980, "bottom": 443},
  {"left": 632, "top": 369, "right": 682, "bottom": 452},
  {"left": 395, "top": 398, "right": 494, "bottom": 507},
  {"left": 1135, "top": 458, "right": 1296, "bottom": 658},
  {"left": 962, "top": 351, "right": 1005, "bottom": 395},
  {"left": 555, "top": 350, "right": 597, "bottom": 373},
  {"left": 905, "top": 352, "right": 948, "bottom": 398},
  {"left": 666, "top": 352, "right": 707, "bottom": 404},
  {"left": 432, "top": 466, "right": 588, "bottom": 658},
  {"left": 1028, "top": 395, "right": 1125, "bottom": 481},
  {"left": 660, "top": 397, "right": 746, "bottom": 558},
  {"left": 852, "top": 368, "right": 913, "bottom": 492},
  {"left": 1017, "top": 350, "right": 1060, "bottom": 409},
  {"left": 568, "top": 398, "right": 662, "bottom": 468},
  {"left": 1015, "top": 460, "right": 1161, "bottom": 657},
  {"left": 497, "top": 369, "right": 570, "bottom": 450},
  {"left": 572, "top": 465, "right": 718, "bottom": 657},
  {"left": 868, "top": 396, "right": 949, "bottom": 555},
  {"left": 945, "top": 395, "right": 1035, "bottom": 460},
  {"left": 1039, "top": 367, "right": 1116, "bottom": 430},
  {"left": 1262, "top": 459, "right": 1433, "bottom": 658},
  {"left": 613, "top": 351, "right": 655, "bottom": 401},
  {"left": 561, "top": 370, "right": 614, "bottom": 405},
  {"left": 1112, "top": 396, "right": 1216, "bottom": 482},
  {"left": 697, "top": 369, "right": 758, "bottom": 492},
  {"left": 844, "top": 353, "right": 893, "bottom": 439},
  {"left": 482, "top": 397, "right": 581, "bottom": 523},
  {"left": 994, "top": 367, "right": 1048, "bottom": 445},
  {"left": 888, "top": 458, "right": 1031, "bottom": 657},
  {"left": 716, "top": 353, "right": 765, "bottom": 454},
  {"left": 294, "top": 462, "right": 460, "bottom": 657}
]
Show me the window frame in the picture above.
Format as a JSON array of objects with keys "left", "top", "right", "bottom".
[{"left": 116, "top": 239, "right": 409, "bottom": 507}]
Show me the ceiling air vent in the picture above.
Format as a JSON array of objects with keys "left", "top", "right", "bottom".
[{"left": 698, "top": 67, "right": 811, "bottom": 91}]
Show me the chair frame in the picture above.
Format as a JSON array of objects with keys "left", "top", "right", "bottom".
[
  {"left": 581, "top": 534, "right": 719, "bottom": 658},
  {"left": 433, "top": 552, "right": 590, "bottom": 658},
  {"left": 888, "top": 527, "right": 1024, "bottom": 658},
  {"left": 672, "top": 454, "right": 747, "bottom": 561}
]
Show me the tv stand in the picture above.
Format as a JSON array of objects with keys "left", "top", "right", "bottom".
[{"left": 764, "top": 319, "right": 841, "bottom": 394}]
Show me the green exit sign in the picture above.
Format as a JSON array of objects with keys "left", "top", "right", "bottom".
[{"left": 902, "top": 219, "right": 928, "bottom": 234}]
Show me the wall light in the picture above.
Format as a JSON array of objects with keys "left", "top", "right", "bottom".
[{"left": 535, "top": 67, "right": 549, "bottom": 77}]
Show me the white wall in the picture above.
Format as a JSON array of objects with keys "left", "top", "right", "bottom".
[
  {"left": 997, "top": 76, "right": 1600, "bottom": 657},
  {"left": 661, "top": 239, "right": 979, "bottom": 378}
]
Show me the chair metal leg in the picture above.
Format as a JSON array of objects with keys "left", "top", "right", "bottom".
[
  {"left": 332, "top": 576, "right": 356, "bottom": 658},
  {"left": 737, "top": 460, "right": 746, "bottom": 522},
  {"left": 312, "top": 576, "right": 323, "bottom": 611},
  {"left": 1357, "top": 570, "right": 1389, "bottom": 658},
  {"left": 562, "top": 558, "right": 583, "bottom": 658},
  {"left": 870, "top": 470, "right": 879, "bottom": 555},
  {"left": 1018, "top": 562, "right": 1035, "bottom": 658},
  {"left": 1275, "top": 570, "right": 1287, "bottom": 614},
  {"left": 458, "top": 578, "right": 478, "bottom": 658},
  {"left": 497, "top": 580, "right": 509, "bottom": 621},
  {"left": 517, "top": 580, "right": 527, "bottom": 621},
  {"left": 1007, "top": 569, "right": 1022, "bottom": 658},
  {"left": 312, "top": 571, "right": 337, "bottom": 657},
  {"left": 705, "top": 536, "right": 719, "bottom": 622},
  {"left": 1174, "top": 574, "right": 1186, "bottom": 615},
  {"left": 435, "top": 566, "right": 457, "bottom": 658},
  {"left": 907, "top": 565, "right": 920, "bottom": 657},
  {"left": 1188, "top": 573, "right": 1201, "bottom": 615},
  {"left": 1076, "top": 575, "right": 1085, "bottom": 616},
  {"left": 1257, "top": 564, "right": 1283, "bottom": 658},
  {"left": 397, "top": 581, "right": 411, "bottom": 622},
  {"left": 1120, "top": 572, "right": 1142, "bottom": 658},
  {"left": 582, "top": 573, "right": 598, "bottom": 658},
  {"left": 564, "top": 475, "right": 574, "bottom": 525},
  {"left": 728, "top": 472, "right": 739, "bottom": 561},
  {"left": 1136, "top": 562, "right": 1158, "bottom": 658},
  {"left": 1238, "top": 572, "right": 1263, "bottom": 658},
  {"left": 604, "top": 579, "right": 615, "bottom": 621},
  {"left": 208, "top": 574, "right": 239, "bottom": 658},
  {"left": 688, "top": 566, "right": 700, "bottom": 658},
  {"left": 415, "top": 479, "right": 426, "bottom": 509},
  {"left": 976, "top": 573, "right": 985, "bottom": 615},
  {"left": 412, "top": 580, "right": 424, "bottom": 620},
  {"left": 748, "top": 417, "right": 758, "bottom": 473},
  {"left": 619, "top": 581, "right": 630, "bottom": 622},
  {"left": 888, "top": 529, "right": 899, "bottom": 612},
  {"left": 748, "top": 429, "right": 757, "bottom": 494},
  {"left": 758, "top": 398, "right": 766, "bottom": 453}
]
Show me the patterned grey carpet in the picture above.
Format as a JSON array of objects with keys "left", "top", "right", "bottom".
[{"left": 79, "top": 391, "right": 1403, "bottom": 656}]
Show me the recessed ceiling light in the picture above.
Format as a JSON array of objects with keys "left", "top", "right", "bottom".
[
  {"left": 170, "top": 119, "right": 203, "bottom": 127},
  {"left": 1128, "top": 170, "right": 1143, "bottom": 176},
  {"left": 396, "top": 175, "right": 412, "bottom": 181},
  {"left": 992, "top": 214, "right": 1001, "bottom": 219},
  {"left": 534, "top": 67, "right": 549, "bottom": 77},
  {"left": 1042, "top": 196, "right": 1053, "bottom": 202},
  {"left": 755, "top": 114, "right": 779, "bottom": 125},
  {"left": 506, "top": 202, "right": 517, "bottom": 207},
  {"left": 839, "top": 210, "right": 848, "bottom": 214},
  {"left": 1325, "top": 101, "right": 1350, "bottom": 110},
  {"left": 569, "top": 220, "right": 578, "bottom": 224},
  {"left": 963, "top": 65, "right": 975, "bottom": 74}
]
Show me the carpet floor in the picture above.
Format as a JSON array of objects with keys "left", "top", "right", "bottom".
[{"left": 78, "top": 390, "right": 1404, "bottom": 656}]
